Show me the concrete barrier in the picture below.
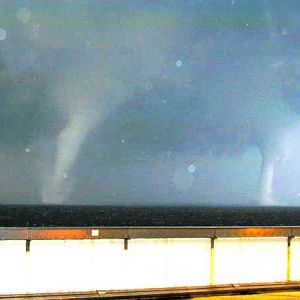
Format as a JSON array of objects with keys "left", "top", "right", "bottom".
[{"left": 0, "top": 228, "right": 298, "bottom": 295}]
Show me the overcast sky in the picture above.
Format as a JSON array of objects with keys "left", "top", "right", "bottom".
[{"left": 1, "top": 1, "right": 300, "bottom": 205}]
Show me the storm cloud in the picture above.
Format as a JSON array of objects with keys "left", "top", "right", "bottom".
[{"left": 0, "top": 1, "right": 300, "bottom": 205}]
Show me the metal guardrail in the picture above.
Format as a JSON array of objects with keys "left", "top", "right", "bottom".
[{"left": 0, "top": 226, "right": 300, "bottom": 240}]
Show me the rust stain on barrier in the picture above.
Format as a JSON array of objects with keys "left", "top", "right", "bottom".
[
  {"left": 0, "top": 226, "right": 300, "bottom": 240},
  {"left": 287, "top": 236, "right": 293, "bottom": 281},
  {"left": 29, "top": 228, "right": 90, "bottom": 240},
  {"left": 209, "top": 237, "right": 216, "bottom": 285},
  {"left": 219, "top": 227, "right": 285, "bottom": 237}
]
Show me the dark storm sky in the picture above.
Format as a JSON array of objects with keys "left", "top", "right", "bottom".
[{"left": 1, "top": 0, "right": 300, "bottom": 205}]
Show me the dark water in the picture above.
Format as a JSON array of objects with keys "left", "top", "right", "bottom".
[{"left": 0, "top": 205, "right": 300, "bottom": 227}]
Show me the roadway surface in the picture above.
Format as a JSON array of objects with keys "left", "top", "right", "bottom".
[{"left": 193, "top": 290, "right": 300, "bottom": 299}]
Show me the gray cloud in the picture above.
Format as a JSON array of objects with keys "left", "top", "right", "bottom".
[{"left": 0, "top": 1, "right": 300, "bottom": 205}]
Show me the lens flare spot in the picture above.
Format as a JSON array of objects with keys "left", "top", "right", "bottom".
[
  {"left": 188, "top": 164, "right": 196, "bottom": 173},
  {"left": 176, "top": 60, "right": 183, "bottom": 67}
]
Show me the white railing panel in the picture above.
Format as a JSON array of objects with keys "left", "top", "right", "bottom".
[
  {"left": 26, "top": 239, "right": 124, "bottom": 293},
  {"left": 290, "top": 237, "right": 300, "bottom": 280},
  {"left": 214, "top": 237, "right": 287, "bottom": 284},
  {"left": 0, "top": 241, "right": 27, "bottom": 294},
  {"left": 120, "top": 238, "right": 211, "bottom": 289}
]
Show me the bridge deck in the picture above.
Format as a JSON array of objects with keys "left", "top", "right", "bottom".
[{"left": 193, "top": 290, "right": 300, "bottom": 299}]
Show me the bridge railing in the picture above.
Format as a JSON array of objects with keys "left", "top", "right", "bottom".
[{"left": 0, "top": 226, "right": 299, "bottom": 295}]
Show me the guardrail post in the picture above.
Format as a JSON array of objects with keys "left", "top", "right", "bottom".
[
  {"left": 210, "top": 237, "right": 216, "bottom": 285},
  {"left": 287, "top": 236, "right": 293, "bottom": 281},
  {"left": 124, "top": 238, "right": 129, "bottom": 250},
  {"left": 26, "top": 239, "right": 31, "bottom": 252}
]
